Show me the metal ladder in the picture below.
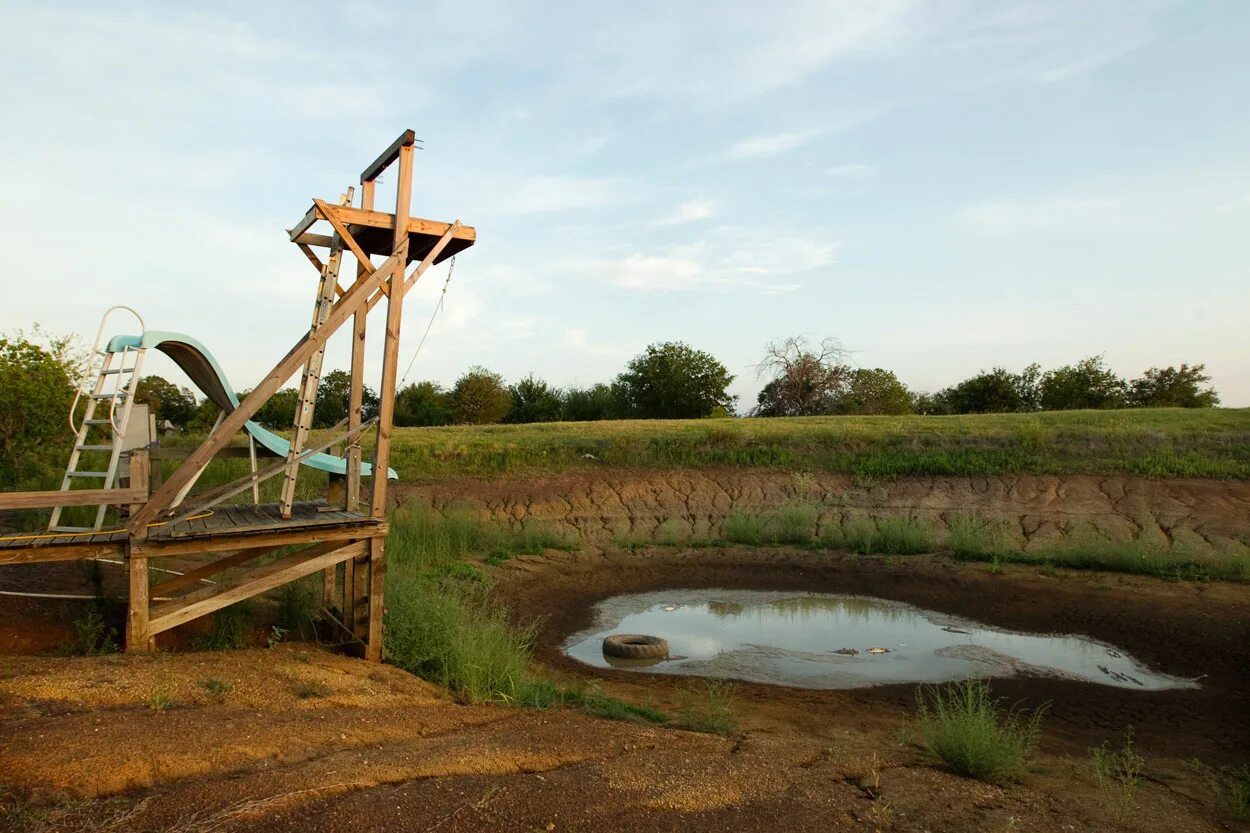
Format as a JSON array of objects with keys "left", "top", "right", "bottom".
[{"left": 49, "top": 306, "right": 146, "bottom": 533}]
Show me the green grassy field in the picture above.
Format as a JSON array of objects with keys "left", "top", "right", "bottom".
[{"left": 385, "top": 408, "right": 1250, "bottom": 480}]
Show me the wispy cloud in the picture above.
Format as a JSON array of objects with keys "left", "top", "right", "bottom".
[
  {"left": 958, "top": 197, "right": 1133, "bottom": 231},
  {"left": 825, "top": 163, "right": 877, "bottom": 179},
  {"left": 655, "top": 199, "right": 718, "bottom": 226},
  {"left": 721, "top": 129, "right": 823, "bottom": 162}
]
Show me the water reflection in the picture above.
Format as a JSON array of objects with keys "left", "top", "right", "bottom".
[{"left": 564, "top": 589, "right": 1196, "bottom": 691}]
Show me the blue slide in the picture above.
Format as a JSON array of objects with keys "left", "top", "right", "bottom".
[{"left": 106, "top": 331, "right": 396, "bottom": 479}]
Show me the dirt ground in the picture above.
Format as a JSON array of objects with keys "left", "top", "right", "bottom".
[{"left": 1, "top": 471, "right": 1248, "bottom": 831}]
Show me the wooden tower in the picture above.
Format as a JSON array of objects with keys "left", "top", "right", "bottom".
[{"left": 0, "top": 130, "right": 475, "bottom": 661}]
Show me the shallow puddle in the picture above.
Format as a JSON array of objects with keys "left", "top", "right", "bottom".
[{"left": 564, "top": 589, "right": 1197, "bottom": 691}]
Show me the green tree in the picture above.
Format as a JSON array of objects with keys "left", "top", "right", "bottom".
[
  {"left": 1129, "top": 364, "right": 1220, "bottom": 408},
  {"left": 1039, "top": 356, "right": 1126, "bottom": 410},
  {"left": 836, "top": 368, "right": 915, "bottom": 415},
  {"left": 249, "top": 388, "right": 301, "bottom": 429},
  {"left": 936, "top": 366, "right": 1041, "bottom": 414},
  {"left": 449, "top": 367, "right": 511, "bottom": 425},
  {"left": 506, "top": 374, "right": 563, "bottom": 424},
  {"left": 0, "top": 330, "right": 79, "bottom": 487},
  {"left": 314, "top": 370, "right": 379, "bottom": 429},
  {"left": 134, "top": 375, "right": 198, "bottom": 427},
  {"left": 616, "top": 341, "right": 736, "bottom": 419},
  {"left": 561, "top": 383, "right": 620, "bottom": 421},
  {"left": 395, "top": 381, "right": 452, "bottom": 427}
]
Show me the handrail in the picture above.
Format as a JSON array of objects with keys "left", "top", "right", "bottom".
[{"left": 69, "top": 305, "right": 145, "bottom": 436}]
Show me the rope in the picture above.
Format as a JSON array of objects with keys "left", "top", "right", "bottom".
[
  {"left": 0, "top": 511, "right": 214, "bottom": 543},
  {"left": 398, "top": 256, "right": 455, "bottom": 388}
]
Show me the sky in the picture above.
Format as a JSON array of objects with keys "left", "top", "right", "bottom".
[{"left": 1, "top": 1, "right": 1248, "bottom": 409}]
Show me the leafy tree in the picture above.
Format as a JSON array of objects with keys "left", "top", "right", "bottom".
[
  {"left": 134, "top": 375, "right": 198, "bottom": 427},
  {"left": 395, "top": 381, "right": 452, "bottom": 427},
  {"left": 836, "top": 368, "right": 915, "bottom": 415},
  {"left": 449, "top": 366, "right": 511, "bottom": 425},
  {"left": 314, "top": 369, "right": 379, "bottom": 429},
  {"left": 185, "top": 398, "right": 222, "bottom": 433},
  {"left": 506, "top": 374, "right": 563, "bottom": 424},
  {"left": 936, "top": 365, "right": 1040, "bottom": 414},
  {"left": 561, "top": 383, "right": 620, "bottom": 421},
  {"left": 1129, "top": 364, "right": 1219, "bottom": 408},
  {"left": 0, "top": 330, "right": 79, "bottom": 487},
  {"left": 1039, "top": 356, "right": 1126, "bottom": 410},
  {"left": 249, "top": 388, "right": 301, "bottom": 429},
  {"left": 617, "top": 341, "right": 736, "bottom": 419}
]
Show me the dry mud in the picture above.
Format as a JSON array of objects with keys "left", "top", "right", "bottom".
[{"left": 397, "top": 469, "right": 1250, "bottom": 552}]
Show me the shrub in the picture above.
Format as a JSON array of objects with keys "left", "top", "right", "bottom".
[
  {"left": 722, "top": 510, "right": 763, "bottom": 545},
  {"left": 914, "top": 679, "right": 1044, "bottom": 783},
  {"left": 148, "top": 692, "right": 175, "bottom": 711},
  {"left": 61, "top": 601, "right": 119, "bottom": 656}
]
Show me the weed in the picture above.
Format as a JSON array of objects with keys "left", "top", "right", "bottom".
[
  {"left": 676, "top": 679, "right": 737, "bottom": 735},
  {"left": 514, "top": 679, "right": 668, "bottom": 724},
  {"left": 914, "top": 679, "right": 1044, "bottom": 783},
  {"left": 293, "top": 680, "right": 332, "bottom": 699},
  {"left": 874, "top": 516, "right": 937, "bottom": 554},
  {"left": 60, "top": 601, "right": 118, "bottom": 656},
  {"left": 484, "top": 550, "right": 512, "bottom": 566},
  {"left": 1089, "top": 729, "right": 1145, "bottom": 820},
  {"left": 722, "top": 509, "right": 763, "bottom": 545},
  {"left": 199, "top": 678, "right": 232, "bottom": 697},
  {"left": 947, "top": 516, "right": 1017, "bottom": 560},
  {"left": 723, "top": 504, "right": 817, "bottom": 546},
  {"left": 275, "top": 576, "right": 320, "bottom": 639},
  {"left": 438, "top": 562, "right": 487, "bottom": 583},
  {"left": 148, "top": 692, "right": 175, "bottom": 711},
  {"left": 193, "top": 604, "right": 249, "bottom": 651},
  {"left": 1220, "top": 765, "right": 1250, "bottom": 820}
]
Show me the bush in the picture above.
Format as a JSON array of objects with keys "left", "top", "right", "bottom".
[
  {"left": 914, "top": 679, "right": 1044, "bottom": 783},
  {"left": 60, "top": 601, "right": 119, "bottom": 656},
  {"left": 0, "top": 329, "right": 79, "bottom": 489}
]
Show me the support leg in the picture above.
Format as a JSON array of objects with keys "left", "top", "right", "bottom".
[
  {"left": 126, "top": 547, "right": 151, "bottom": 653},
  {"left": 366, "top": 536, "right": 386, "bottom": 661}
]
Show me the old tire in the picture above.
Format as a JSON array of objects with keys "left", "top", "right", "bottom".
[{"left": 602, "top": 633, "right": 669, "bottom": 660}]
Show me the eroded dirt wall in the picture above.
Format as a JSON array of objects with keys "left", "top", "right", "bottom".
[{"left": 395, "top": 470, "right": 1250, "bottom": 552}]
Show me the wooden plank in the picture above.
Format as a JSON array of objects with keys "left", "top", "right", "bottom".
[
  {"left": 328, "top": 206, "right": 476, "bottom": 244},
  {"left": 366, "top": 537, "right": 385, "bottom": 661},
  {"left": 0, "top": 488, "right": 146, "bottom": 510},
  {"left": 150, "top": 544, "right": 285, "bottom": 596},
  {"left": 365, "top": 220, "right": 462, "bottom": 313},
  {"left": 314, "top": 199, "right": 374, "bottom": 272},
  {"left": 130, "top": 515, "right": 385, "bottom": 555},
  {"left": 0, "top": 541, "right": 126, "bottom": 565},
  {"left": 147, "top": 540, "right": 367, "bottom": 636},
  {"left": 126, "top": 544, "right": 151, "bottom": 653},
  {"left": 127, "top": 239, "right": 408, "bottom": 532},
  {"left": 286, "top": 204, "right": 319, "bottom": 242},
  {"left": 360, "top": 129, "right": 417, "bottom": 184},
  {"left": 296, "top": 242, "right": 325, "bottom": 272}
]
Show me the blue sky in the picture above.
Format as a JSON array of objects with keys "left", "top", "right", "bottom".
[{"left": 1, "top": 1, "right": 1247, "bottom": 408}]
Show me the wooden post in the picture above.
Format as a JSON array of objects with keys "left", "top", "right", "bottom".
[
  {"left": 366, "top": 536, "right": 386, "bottom": 661},
  {"left": 126, "top": 449, "right": 152, "bottom": 652}
]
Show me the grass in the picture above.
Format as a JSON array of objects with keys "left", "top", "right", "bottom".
[
  {"left": 914, "top": 679, "right": 1044, "bottom": 784},
  {"left": 1089, "top": 730, "right": 1145, "bottom": 820},
  {"left": 1220, "top": 765, "right": 1250, "bottom": 821},
  {"left": 723, "top": 504, "right": 818, "bottom": 545},
  {"left": 192, "top": 604, "right": 250, "bottom": 651},
  {"left": 373, "top": 409, "right": 1250, "bottom": 480},
  {"left": 948, "top": 516, "right": 1250, "bottom": 582},
  {"left": 514, "top": 679, "right": 668, "bottom": 724},
  {"left": 199, "top": 678, "right": 232, "bottom": 697},
  {"left": 675, "top": 679, "right": 738, "bottom": 734},
  {"left": 148, "top": 692, "right": 175, "bottom": 712},
  {"left": 831, "top": 515, "right": 938, "bottom": 555}
]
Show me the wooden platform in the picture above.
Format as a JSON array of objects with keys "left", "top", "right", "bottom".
[
  {"left": 290, "top": 205, "right": 476, "bottom": 266},
  {"left": 0, "top": 501, "right": 382, "bottom": 563}
]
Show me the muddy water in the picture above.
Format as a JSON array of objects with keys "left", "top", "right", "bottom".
[{"left": 564, "top": 589, "right": 1198, "bottom": 691}]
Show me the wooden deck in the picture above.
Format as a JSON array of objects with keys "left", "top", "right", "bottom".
[{"left": 0, "top": 501, "right": 382, "bottom": 563}]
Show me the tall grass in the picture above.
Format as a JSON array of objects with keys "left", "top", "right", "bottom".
[
  {"left": 723, "top": 505, "right": 818, "bottom": 545},
  {"left": 833, "top": 515, "right": 938, "bottom": 555},
  {"left": 914, "top": 679, "right": 1044, "bottom": 783}
]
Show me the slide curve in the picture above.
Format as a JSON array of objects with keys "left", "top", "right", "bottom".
[{"left": 106, "top": 331, "right": 396, "bottom": 479}]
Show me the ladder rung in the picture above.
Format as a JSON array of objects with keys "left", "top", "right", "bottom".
[
  {"left": 85, "top": 419, "right": 113, "bottom": 425},
  {"left": 90, "top": 392, "right": 126, "bottom": 400},
  {"left": 50, "top": 525, "right": 93, "bottom": 533},
  {"left": 66, "top": 471, "right": 108, "bottom": 478},
  {"left": 76, "top": 444, "right": 114, "bottom": 451},
  {"left": 100, "top": 368, "right": 134, "bottom": 376}
]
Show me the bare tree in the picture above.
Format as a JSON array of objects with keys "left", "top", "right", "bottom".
[{"left": 753, "top": 336, "right": 850, "bottom": 417}]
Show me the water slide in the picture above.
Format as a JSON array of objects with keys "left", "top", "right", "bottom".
[{"left": 105, "top": 331, "right": 396, "bottom": 479}]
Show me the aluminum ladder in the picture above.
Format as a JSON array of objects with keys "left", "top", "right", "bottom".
[{"left": 49, "top": 306, "right": 147, "bottom": 533}]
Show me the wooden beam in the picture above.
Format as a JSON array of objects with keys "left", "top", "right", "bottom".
[
  {"left": 287, "top": 204, "right": 319, "bottom": 243},
  {"left": 366, "top": 537, "right": 385, "bottom": 661},
  {"left": 129, "top": 521, "right": 384, "bottom": 559},
  {"left": 150, "top": 544, "right": 285, "bottom": 596},
  {"left": 0, "top": 541, "right": 125, "bottom": 566},
  {"left": 0, "top": 488, "right": 146, "bottom": 511},
  {"left": 127, "top": 241, "right": 408, "bottom": 532},
  {"left": 147, "top": 540, "right": 367, "bottom": 636},
  {"left": 126, "top": 544, "right": 151, "bottom": 653},
  {"left": 314, "top": 199, "right": 374, "bottom": 270},
  {"left": 296, "top": 242, "right": 326, "bottom": 273},
  {"left": 366, "top": 221, "right": 462, "bottom": 313},
  {"left": 320, "top": 206, "right": 476, "bottom": 246},
  {"left": 360, "top": 129, "right": 416, "bottom": 184}
]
